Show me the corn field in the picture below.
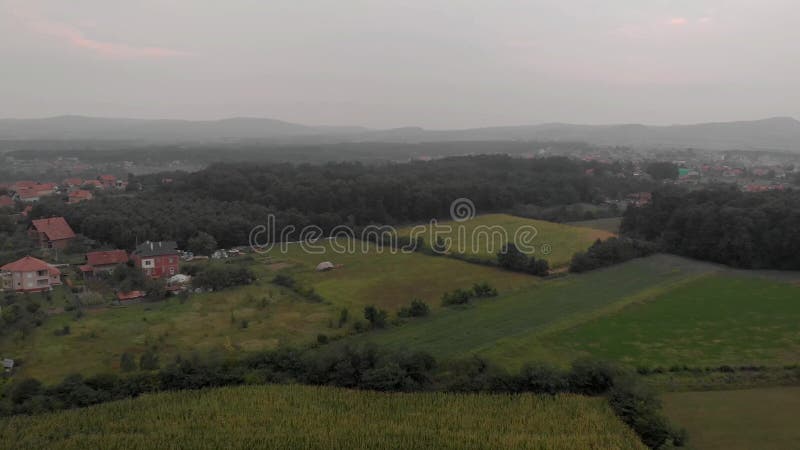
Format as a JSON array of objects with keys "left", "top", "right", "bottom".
[{"left": 1, "top": 385, "right": 645, "bottom": 449}]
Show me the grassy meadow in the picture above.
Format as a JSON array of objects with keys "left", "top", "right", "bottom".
[
  {"left": 565, "top": 217, "right": 623, "bottom": 234},
  {"left": 0, "top": 278, "right": 337, "bottom": 383},
  {"left": 261, "top": 238, "right": 539, "bottom": 312},
  {"left": 663, "top": 387, "right": 800, "bottom": 450},
  {"left": 0, "top": 384, "right": 646, "bottom": 450},
  {"left": 399, "top": 213, "right": 614, "bottom": 268},
  {"left": 549, "top": 275, "right": 800, "bottom": 367},
  {"left": 356, "top": 254, "right": 718, "bottom": 368}
]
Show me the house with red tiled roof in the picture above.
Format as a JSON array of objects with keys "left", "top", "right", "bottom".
[
  {"left": 29, "top": 217, "right": 76, "bottom": 249},
  {"left": 0, "top": 256, "right": 62, "bottom": 292},
  {"left": 132, "top": 241, "right": 180, "bottom": 278},
  {"left": 98, "top": 175, "right": 117, "bottom": 189},
  {"left": 11, "top": 181, "right": 37, "bottom": 192},
  {"left": 84, "top": 250, "right": 128, "bottom": 276},
  {"left": 13, "top": 182, "right": 58, "bottom": 203},
  {"left": 67, "top": 189, "right": 93, "bottom": 204},
  {"left": 62, "top": 178, "right": 85, "bottom": 192}
]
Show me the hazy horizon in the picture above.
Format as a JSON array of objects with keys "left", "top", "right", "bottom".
[{"left": 2, "top": 0, "right": 799, "bottom": 128}]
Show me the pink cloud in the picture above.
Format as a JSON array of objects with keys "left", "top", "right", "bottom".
[
  {"left": 667, "top": 17, "right": 689, "bottom": 26},
  {"left": 10, "top": 3, "right": 187, "bottom": 59}
]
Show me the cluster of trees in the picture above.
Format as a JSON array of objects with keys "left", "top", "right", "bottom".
[
  {"left": 1, "top": 292, "right": 46, "bottom": 338},
  {"left": 622, "top": 187, "right": 800, "bottom": 269},
  {"left": 569, "top": 238, "right": 657, "bottom": 273},
  {"left": 645, "top": 162, "right": 679, "bottom": 181},
  {"left": 0, "top": 347, "right": 685, "bottom": 449},
  {"left": 107, "top": 265, "right": 166, "bottom": 300},
  {"left": 441, "top": 282, "right": 498, "bottom": 306},
  {"left": 497, "top": 244, "right": 550, "bottom": 276},
  {"left": 28, "top": 155, "right": 651, "bottom": 251},
  {"left": 192, "top": 263, "right": 255, "bottom": 291}
]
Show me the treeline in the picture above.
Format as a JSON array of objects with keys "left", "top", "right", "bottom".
[
  {"left": 0, "top": 346, "right": 685, "bottom": 449},
  {"left": 29, "top": 155, "right": 651, "bottom": 250},
  {"left": 6, "top": 141, "right": 600, "bottom": 165},
  {"left": 622, "top": 187, "right": 800, "bottom": 269},
  {"left": 570, "top": 238, "right": 657, "bottom": 273}
]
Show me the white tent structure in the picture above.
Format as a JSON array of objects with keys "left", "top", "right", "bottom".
[{"left": 315, "top": 261, "right": 335, "bottom": 272}]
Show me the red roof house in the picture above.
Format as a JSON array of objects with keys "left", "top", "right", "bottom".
[
  {"left": 132, "top": 241, "right": 180, "bottom": 278},
  {"left": 1, "top": 256, "right": 62, "bottom": 292},
  {"left": 85, "top": 250, "right": 129, "bottom": 275},
  {"left": 29, "top": 217, "right": 77, "bottom": 249},
  {"left": 67, "top": 190, "right": 93, "bottom": 204},
  {"left": 98, "top": 175, "right": 117, "bottom": 189}
]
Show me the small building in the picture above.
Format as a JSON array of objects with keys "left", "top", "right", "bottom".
[
  {"left": 85, "top": 250, "right": 129, "bottom": 276},
  {"left": 0, "top": 256, "right": 62, "bottom": 292},
  {"left": 116, "top": 290, "right": 146, "bottom": 302},
  {"left": 132, "top": 241, "right": 180, "bottom": 278},
  {"left": 29, "top": 217, "right": 77, "bottom": 249}
]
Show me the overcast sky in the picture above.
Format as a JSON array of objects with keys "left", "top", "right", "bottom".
[{"left": 1, "top": 0, "right": 798, "bottom": 128}]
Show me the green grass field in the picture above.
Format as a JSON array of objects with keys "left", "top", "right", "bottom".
[
  {"left": 0, "top": 384, "right": 646, "bottom": 450},
  {"left": 356, "top": 254, "right": 717, "bottom": 368},
  {"left": 261, "top": 239, "right": 538, "bottom": 312},
  {"left": 399, "top": 213, "right": 614, "bottom": 268},
  {"left": 663, "top": 387, "right": 800, "bottom": 450},
  {"left": 566, "top": 217, "right": 623, "bottom": 234},
  {"left": 548, "top": 276, "right": 800, "bottom": 367}
]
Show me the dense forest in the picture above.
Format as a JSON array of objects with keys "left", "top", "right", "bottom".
[
  {"left": 622, "top": 187, "right": 800, "bottom": 269},
  {"left": 30, "top": 155, "right": 652, "bottom": 250},
  {"left": 3, "top": 140, "right": 602, "bottom": 165}
]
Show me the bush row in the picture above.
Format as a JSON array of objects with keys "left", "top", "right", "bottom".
[{"left": 0, "top": 347, "right": 684, "bottom": 449}]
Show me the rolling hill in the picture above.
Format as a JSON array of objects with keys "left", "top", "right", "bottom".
[{"left": 2, "top": 115, "right": 799, "bottom": 151}]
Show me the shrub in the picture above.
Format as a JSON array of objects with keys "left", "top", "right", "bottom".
[
  {"left": 120, "top": 353, "right": 137, "bottom": 373},
  {"left": 513, "top": 363, "right": 567, "bottom": 395},
  {"left": 441, "top": 288, "right": 472, "bottom": 306},
  {"left": 608, "top": 376, "right": 686, "bottom": 449},
  {"left": 194, "top": 264, "right": 254, "bottom": 291},
  {"left": 471, "top": 282, "right": 498, "bottom": 298},
  {"left": 567, "top": 359, "right": 618, "bottom": 395},
  {"left": 364, "top": 306, "right": 388, "bottom": 329},
  {"left": 139, "top": 351, "right": 160, "bottom": 371},
  {"left": 398, "top": 299, "right": 430, "bottom": 318}
]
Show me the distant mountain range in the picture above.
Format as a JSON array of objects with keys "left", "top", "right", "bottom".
[{"left": 2, "top": 115, "right": 800, "bottom": 152}]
